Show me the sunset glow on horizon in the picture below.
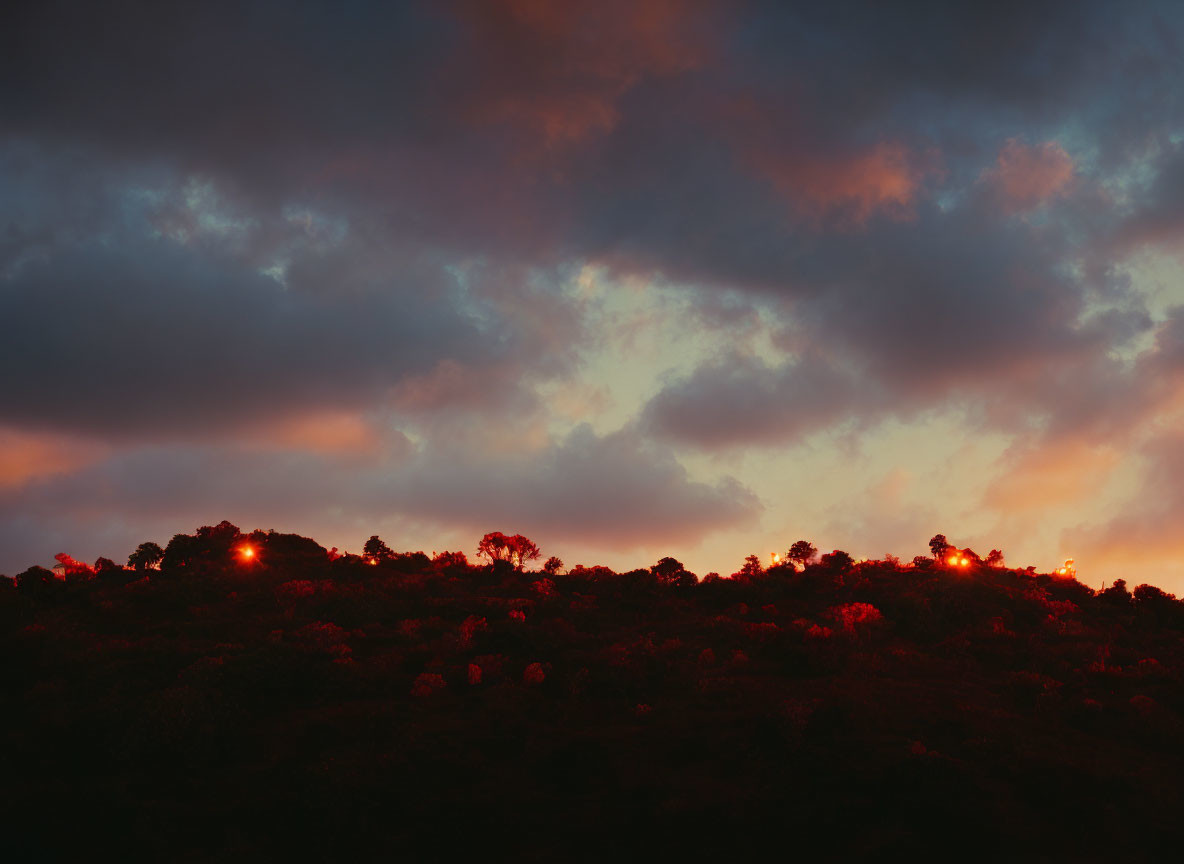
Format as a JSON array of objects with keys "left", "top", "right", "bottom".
[{"left": 3, "top": 2, "right": 1184, "bottom": 591}]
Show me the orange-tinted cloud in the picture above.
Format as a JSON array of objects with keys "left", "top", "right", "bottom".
[
  {"left": 263, "top": 411, "right": 384, "bottom": 454},
  {"left": 753, "top": 140, "right": 927, "bottom": 224},
  {"left": 0, "top": 427, "right": 107, "bottom": 490},
  {"left": 454, "top": 0, "right": 712, "bottom": 145},
  {"left": 984, "top": 139, "right": 1075, "bottom": 212},
  {"left": 391, "top": 359, "right": 527, "bottom": 414},
  {"left": 984, "top": 439, "right": 1122, "bottom": 513},
  {"left": 1060, "top": 429, "right": 1184, "bottom": 590}
]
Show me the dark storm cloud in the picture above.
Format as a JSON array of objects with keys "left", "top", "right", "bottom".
[
  {"left": 2, "top": 1, "right": 1171, "bottom": 262},
  {"left": 0, "top": 239, "right": 508, "bottom": 436},
  {"left": 642, "top": 352, "right": 878, "bottom": 448},
  {"left": 0, "top": 0, "right": 721, "bottom": 258},
  {"left": 4, "top": 0, "right": 1179, "bottom": 292},
  {"left": 559, "top": 0, "right": 1181, "bottom": 283},
  {"left": 0, "top": 139, "right": 586, "bottom": 439},
  {"left": 741, "top": 1, "right": 1184, "bottom": 174},
  {"left": 798, "top": 206, "right": 1089, "bottom": 385},
  {"left": 0, "top": 1, "right": 449, "bottom": 189}
]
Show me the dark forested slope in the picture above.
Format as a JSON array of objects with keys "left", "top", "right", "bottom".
[{"left": 4, "top": 524, "right": 1184, "bottom": 861}]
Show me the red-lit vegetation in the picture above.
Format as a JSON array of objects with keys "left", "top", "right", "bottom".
[{"left": 4, "top": 523, "right": 1184, "bottom": 860}]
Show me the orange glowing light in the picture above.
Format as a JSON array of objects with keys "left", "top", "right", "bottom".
[
  {"left": 368, "top": 557, "right": 378, "bottom": 566},
  {"left": 960, "top": 557, "right": 969, "bottom": 567},
  {"left": 948, "top": 555, "right": 959, "bottom": 565},
  {"left": 239, "top": 546, "right": 255, "bottom": 561}
]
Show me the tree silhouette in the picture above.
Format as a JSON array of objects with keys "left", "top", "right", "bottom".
[
  {"left": 985, "top": 549, "right": 1004, "bottom": 567},
  {"left": 787, "top": 540, "right": 818, "bottom": 567},
  {"left": 1100, "top": 578, "right": 1133, "bottom": 606},
  {"left": 738, "top": 554, "right": 763, "bottom": 580},
  {"left": 649, "top": 557, "right": 696, "bottom": 587},
  {"left": 820, "top": 550, "right": 854, "bottom": 571},
  {"left": 477, "top": 532, "right": 540, "bottom": 570},
  {"left": 197, "top": 520, "right": 241, "bottom": 542},
  {"left": 161, "top": 533, "right": 197, "bottom": 571},
  {"left": 650, "top": 556, "right": 685, "bottom": 584},
  {"left": 15, "top": 565, "right": 55, "bottom": 594},
  {"left": 363, "top": 535, "right": 395, "bottom": 561},
  {"left": 929, "top": 534, "right": 951, "bottom": 560},
  {"left": 127, "top": 541, "right": 164, "bottom": 571},
  {"left": 1134, "top": 583, "right": 1176, "bottom": 607},
  {"left": 162, "top": 522, "right": 241, "bottom": 571},
  {"left": 542, "top": 556, "right": 564, "bottom": 576},
  {"left": 433, "top": 550, "right": 469, "bottom": 569}
]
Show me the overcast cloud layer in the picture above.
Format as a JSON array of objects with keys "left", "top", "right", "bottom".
[{"left": 3, "top": 1, "right": 1184, "bottom": 588}]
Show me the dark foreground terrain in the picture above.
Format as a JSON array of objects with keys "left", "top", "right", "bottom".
[{"left": 4, "top": 524, "right": 1184, "bottom": 861}]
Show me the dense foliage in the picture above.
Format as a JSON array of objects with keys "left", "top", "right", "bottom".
[{"left": 4, "top": 524, "right": 1184, "bottom": 861}]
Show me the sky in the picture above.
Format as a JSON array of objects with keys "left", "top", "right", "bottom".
[{"left": 3, "top": 0, "right": 1184, "bottom": 590}]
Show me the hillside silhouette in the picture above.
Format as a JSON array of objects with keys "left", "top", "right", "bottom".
[{"left": 5, "top": 523, "right": 1184, "bottom": 861}]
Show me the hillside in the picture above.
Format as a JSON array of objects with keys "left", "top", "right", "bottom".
[{"left": 4, "top": 523, "right": 1184, "bottom": 861}]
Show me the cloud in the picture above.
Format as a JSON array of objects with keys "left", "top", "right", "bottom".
[
  {"left": 984, "top": 139, "right": 1075, "bottom": 212},
  {"left": 0, "top": 239, "right": 495, "bottom": 437},
  {"left": 449, "top": 0, "right": 714, "bottom": 146},
  {"left": 749, "top": 138, "right": 932, "bottom": 225},
  {"left": 1147, "top": 305, "right": 1184, "bottom": 376},
  {"left": 387, "top": 423, "right": 762, "bottom": 545},
  {"left": 1114, "top": 143, "right": 1184, "bottom": 255},
  {"left": 0, "top": 150, "right": 589, "bottom": 441},
  {"left": 1, "top": 1, "right": 1175, "bottom": 310},
  {"left": 641, "top": 352, "right": 878, "bottom": 449},
  {"left": 0, "top": 424, "right": 760, "bottom": 573},
  {"left": 983, "top": 439, "right": 1123, "bottom": 513},
  {"left": 250, "top": 410, "right": 389, "bottom": 456},
  {"left": 0, "top": 426, "right": 108, "bottom": 490},
  {"left": 1065, "top": 429, "right": 1184, "bottom": 575},
  {"left": 1, "top": 0, "right": 1168, "bottom": 281},
  {"left": 822, "top": 468, "right": 940, "bottom": 559},
  {"left": 639, "top": 188, "right": 1153, "bottom": 450}
]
